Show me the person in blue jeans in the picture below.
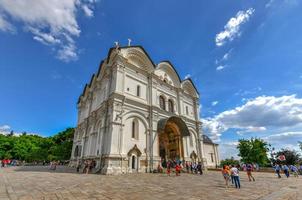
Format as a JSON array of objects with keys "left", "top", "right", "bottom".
[
  {"left": 274, "top": 164, "right": 281, "bottom": 178},
  {"left": 231, "top": 165, "right": 241, "bottom": 189},
  {"left": 282, "top": 164, "right": 290, "bottom": 178}
]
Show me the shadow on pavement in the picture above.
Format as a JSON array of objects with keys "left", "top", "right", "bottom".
[{"left": 12, "top": 165, "right": 79, "bottom": 174}]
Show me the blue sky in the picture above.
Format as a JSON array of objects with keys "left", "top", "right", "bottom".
[{"left": 0, "top": 0, "right": 302, "bottom": 158}]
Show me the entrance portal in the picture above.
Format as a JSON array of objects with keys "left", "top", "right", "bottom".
[{"left": 159, "top": 122, "right": 184, "bottom": 161}]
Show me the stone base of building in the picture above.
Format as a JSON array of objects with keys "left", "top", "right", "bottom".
[{"left": 70, "top": 155, "right": 209, "bottom": 175}]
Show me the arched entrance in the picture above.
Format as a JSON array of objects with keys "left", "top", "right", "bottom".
[
  {"left": 157, "top": 117, "right": 190, "bottom": 162},
  {"left": 127, "top": 145, "right": 142, "bottom": 172}
]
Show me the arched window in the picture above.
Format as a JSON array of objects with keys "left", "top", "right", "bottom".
[
  {"left": 131, "top": 119, "right": 139, "bottom": 139},
  {"left": 168, "top": 99, "right": 174, "bottom": 113},
  {"left": 159, "top": 95, "right": 166, "bottom": 110},
  {"left": 136, "top": 85, "right": 140, "bottom": 97}
]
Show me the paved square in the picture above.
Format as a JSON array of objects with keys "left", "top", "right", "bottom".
[{"left": 0, "top": 166, "right": 301, "bottom": 200}]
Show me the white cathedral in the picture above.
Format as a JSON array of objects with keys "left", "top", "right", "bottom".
[{"left": 70, "top": 45, "right": 220, "bottom": 174}]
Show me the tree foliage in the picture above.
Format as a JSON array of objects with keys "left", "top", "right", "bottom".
[
  {"left": 276, "top": 149, "right": 301, "bottom": 165},
  {"left": 220, "top": 157, "right": 240, "bottom": 167},
  {"left": 237, "top": 138, "right": 269, "bottom": 166},
  {"left": 0, "top": 128, "right": 74, "bottom": 162},
  {"left": 299, "top": 141, "right": 302, "bottom": 152}
]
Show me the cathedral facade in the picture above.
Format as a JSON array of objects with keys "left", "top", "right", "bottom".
[{"left": 70, "top": 45, "right": 219, "bottom": 174}]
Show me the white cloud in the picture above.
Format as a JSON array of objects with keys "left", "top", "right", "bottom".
[
  {"left": 212, "top": 101, "right": 219, "bottom": 106},
  {"left": 0, "top": 125, "right": 42, "bottom": 136},
  {"left": 0, "top": 0, "right": 98, "bottom": 62},
  {"left": 215, "top": 8, "right": 255, "bottom": 46},
  {"left": 82, "top": 4, "right": 94, "bottom": 17},
  {"left": 222, "top": 53, "right": 229, "bottom": 60},
  {"left": 236, "top": 126, "right": 266, "bottom": 135},
  {"left": 202, "top": 95, "right": 302, "bottom": 141},
  {"left": 264, "top": 131, "right": 302, "bottom": 152},
  {"left": 219, "top": 141, "right": 240, "bottom": 160},
  {"left": 0, "top": 125, "right": 10, "bottom": 131},
  {"left": 0, "top": 14, "right": 15, "bottom": 32},
  {"left": 265, "top": 0, "right": 275, "bottom": 8},
  {"left": 184, "top": 74, "right": 191, "bottom": 79},
  {"left": 216, "top": 65, "right": 226, "bottom": 71}
]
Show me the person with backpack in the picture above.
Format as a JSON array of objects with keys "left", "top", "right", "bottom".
[{"left": 246, "top": 163, "right": 255, "bottom": 181}]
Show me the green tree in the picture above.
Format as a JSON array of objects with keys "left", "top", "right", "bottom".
[
  {"left": 276, "top": 149, "right": 300, "bottom": 165},
  {"left": 48, "top": 128, "right": 74, "bottom": 161},
  {"left": 0, "top": 134, "right": 14, "bottom": 159},
  {"left": 237, "top": 138, "right": 269, "bottom": 166},
  {"left": 0, "top": 127, "right": 74, "bottom": 162},
  {"left": 299, "top": 141, "right": 302, "bottom": 152},
  {"left": 220, "top": 157, "right": 240, "bottom": 167}
]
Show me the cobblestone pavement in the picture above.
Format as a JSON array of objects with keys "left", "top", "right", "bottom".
[{"left": 0, "top": 166, "right": 301, "bottom": 200}]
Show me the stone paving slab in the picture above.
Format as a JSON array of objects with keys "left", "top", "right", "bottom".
[{"left": 0, "top": 166, "right": 301, "bottom": 200}]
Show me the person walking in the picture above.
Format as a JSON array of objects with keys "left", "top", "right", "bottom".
[
  {"left": 231, "top": 165, "right": 241, "bottom": 189},
  {"left": 175, "top": 163, "right": 181, "bottom": 176},
  {"left": 246, "top": 163, "right": 255, "bottom": 181},
  {"left": 274, "top": 164, "right": 281, "bottom": 178},
  {"left": 282, "top": 164, "right": 290, "bottom": 178},
  {"left": 167, "top": 160, "right": 171, "bottom": 176},
  {"left": 290, "top": 165, "right": 299, "bottom": 178},
  {"left": 299, "top": 164, "right": 302, "bottom": 175},
  {"left": 185, "top": 162, "right": 190, "bottom": 173},
  {"left": 197, "top": 162, "right": 203, "bottom": 175},
  {"left": 222, "top": 165, "right": 230, "bottom": 188}
]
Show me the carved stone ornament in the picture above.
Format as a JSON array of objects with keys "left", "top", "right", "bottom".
[{"left": 127, "top": 144, "right": 142, "bottom": 157}]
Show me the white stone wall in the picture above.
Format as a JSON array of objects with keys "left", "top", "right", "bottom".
[
  {"left": 203, "top": 143, "right": 220, "bottom": 168},
  {"left": 70, "top": 46, "right": 219, "bottom": 174}
]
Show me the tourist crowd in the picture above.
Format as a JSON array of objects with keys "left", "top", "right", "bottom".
[
  {"left": 273, "top": 163, "right": 302, "bottom": 178},
  {"left": 157, "top": 160, "right": 204, "bottom": 176},
  {"left": 0, "top": 159, "right": 21, "bottom": 167},
  {"left": 221, "top": 163, "right": 302, "bottom": 189},
  {"left": 222, "top": 163, "right": 255, "bottom": 189}
]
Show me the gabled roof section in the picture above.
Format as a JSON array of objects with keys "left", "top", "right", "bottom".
[
  {"left": 107, "top": 46, "right": 156, "bottom": 72},
  {"left": 89, "top": 74, "right": 96, "bottom": 87},
  {"left": 96, "top": 60, "right": 105, "bottom": 78},
  {"left": 120, "top": 46, "right": 155, "bottom": 72},
  {"left": 203, "top": 135, "right": 217, "bottom": 145},
  {"left": 77, "top": 84, "right": 88, "bottom": 104},
  {"left": 155, "top": 61, "right": 182, "bottom": 87},
  {"left": 181, "top": 78, "right": 199, "bottom": 98}
]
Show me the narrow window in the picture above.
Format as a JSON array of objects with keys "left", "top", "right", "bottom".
[
  {"left": 132, "top": 121, "right": 135, "bottom": 138},
  {"left": 186, "top": 106, "right": 189, "bottom": 115},
  {"left": 131, "top": 119, "right": 139, "bottom": 139},
  {"left": 159, "top": 96, "right": 166, "bottom": 110},
  {"left": 168, "top": 99, "right": 174, "bottom": 113},
  {"left": 210, "top": 153, "right": 214, "bottom": 162},
  {"left": 136, "top": 85, "right": 140, "bottom": 97}
]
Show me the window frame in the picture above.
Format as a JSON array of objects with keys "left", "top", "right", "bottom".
[
  {"left": 159, "top": 95, "right": 166, "bottom": 110},
  {"left": 168, "top": 99, "right": 174, "bottom": 113},
  {"left": 136, "top": 85, "right": 140, "bottom": 97}
]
